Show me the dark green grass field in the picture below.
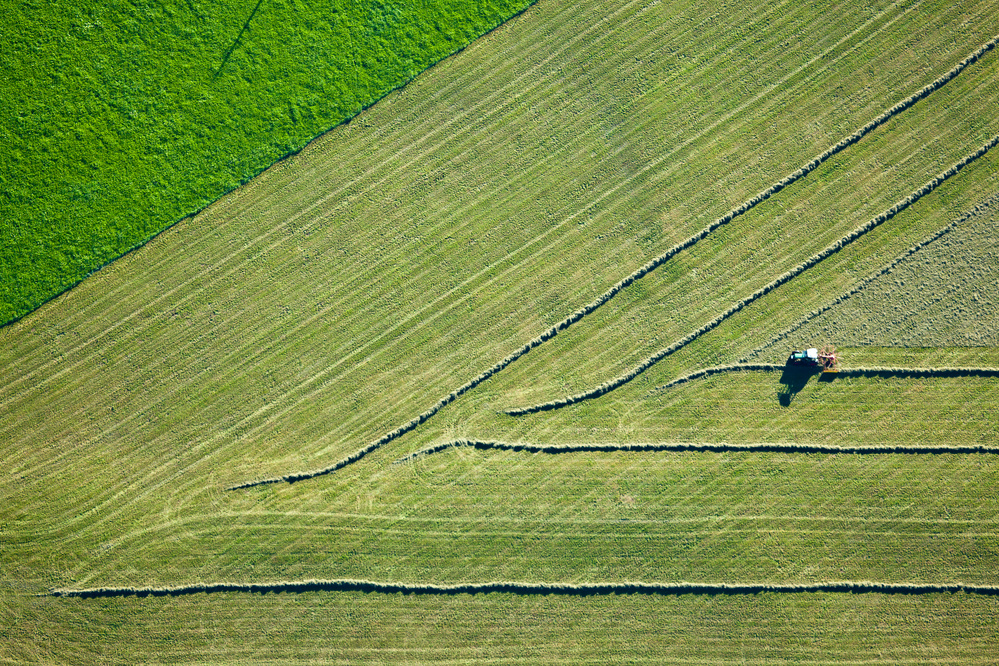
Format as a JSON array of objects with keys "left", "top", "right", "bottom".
[
  {"left": 0, "top": 0, "right": 532, "bottom": 326},
  {"left": 3, "top": 0, "right": 999, "bottom": 661}
]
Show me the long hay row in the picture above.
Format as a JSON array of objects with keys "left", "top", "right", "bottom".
[
  {"left": 228, "top": 39, "right": 999, "bottom": 490},
  {"left": 651, "top": 363, "right": 785, "bottom": 390},
  {"left": 50, "top": 579, "right": 999, "bottom": 599},
  {"left": 741, "top": 193, "right": 999, "bottom": 362},
  {"left": 393, "top": 438, "right": 999, "bottom": 464},
  {"left": 839, "top": 367, "right": 999, "bottom": 379},
  {"left": 506, "top": 134, "right": 999, "bottom": 416},
  {"left": 650, "top": 363, "right": 999, "bottom": 392}
]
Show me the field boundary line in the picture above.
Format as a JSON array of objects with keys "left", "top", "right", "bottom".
[
  {"left": 739, "top": 193, "right": 999, "bottom": 362},
  {"left": 393, "top": 437, "right": 999, "bottom": 464},
  {"left": 506, "top": 134, "right": 999, "bottom": 416},
  {"left": 227, "top": 35, "right": 999, "bottom": 490},
  {"left": 0, "top": 0, "right": 554, "bottom": 333},
  {"left": 49, "top": 579, "right": 999, "bottom": 599}
]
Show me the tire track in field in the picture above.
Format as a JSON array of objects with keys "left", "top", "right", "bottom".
[
  {"left": 227, "top": 32, "right": 999, "bottom": 489},
  {"left": 506, "top": 134, "right": 999, "bottom": 416},
  {"left": 739, "top": 193, "right": 999, "bottom": 363},
  {"left": 49, "top": 579, "right": 999, "bottom": 599},
  {"left": 393, "top": 438, "right": 999, "bottom": 464}
]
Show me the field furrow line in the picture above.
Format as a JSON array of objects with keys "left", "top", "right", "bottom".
[
  {"left": 394, "top": 438, "right": 999, "bottom": 464},
  {"left": 225, "top": 33, "right": 999, "bottom": 490},
  {"left": 49, "top": 579, "right": 999, "bottom": 599},
  {"left": 507, "top": 134, "right": 999, "bottom": 416},
  {"left": 739, "top": 193, "right": 999, "bottom": 362}
]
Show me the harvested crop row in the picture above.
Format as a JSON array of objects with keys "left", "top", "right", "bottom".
[
  {"left": 507, "top": 134, "right": 999, "bottom": 416},
  {"left": 838, "top": 367, "right": 999, "bottom": 379},
  {"left": 49, "top": 579, "right": 999, "bottom": 599},
  {"left": 741, "top": 193, "right": 999, "bottom": 362},
  {"left": 651, "top": 363, "right": 784, "bottom": 390},
  {"left": 649, "top": 363, "right": 999, "bottom": 392},
  {"left": 227, "top": 40, "right": 999, "bottom": 489},
  {"left": 394, "top": 438, "right": 999, "bottom": 464}
]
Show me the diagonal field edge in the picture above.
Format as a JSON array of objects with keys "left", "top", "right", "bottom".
[
  {"left": 228, "top": 34, "right": 999, "bottom": 490},
  {"left": 507, "top": 134, "right": 999, "bottom": 416},
  {"left": 739, "top": 192, "right": 999, "bottom": 363},
  {"left": 393, "top": 436, "right": 999, "bottom": 465},
  {"left": 49, "top": 579, "right": 999, "bottom": 599}
]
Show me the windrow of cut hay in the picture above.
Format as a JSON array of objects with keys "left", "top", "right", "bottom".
[
  {"left": 50, "top": 579, "right": 999, "bottom": 599},
  {"left": 507, "top": 134, "right": 999, "bottom": 416},
  {"left": 650, "top": 364, "right": 999, "bottom": 391},
  {"left": 228, "top": 37, "right": 999, "bottom": 490},
  {"left": 394, "top": 438, "right": 999, "bottom": 464},
  {"left": 742, "top": 193, "right": 999, "bottom": 362},
  {"left": 651, "top": 364, "right": 784, "bottom": 390}
]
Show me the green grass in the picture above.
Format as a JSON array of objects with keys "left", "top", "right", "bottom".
[
  {"left": 0, "top": 0, "right": 534, "bottom": 326},
  {"left": 3, "top": 0, "right": 999, "bottom": 661}
]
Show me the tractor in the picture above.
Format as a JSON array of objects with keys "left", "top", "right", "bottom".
[{"left": 786, "top": 345, "right": 839, "bottom": 372}]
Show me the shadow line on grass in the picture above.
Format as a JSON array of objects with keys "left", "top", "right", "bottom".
[{"left": 213, "top": 0, "right": 266, "bottom": 80}]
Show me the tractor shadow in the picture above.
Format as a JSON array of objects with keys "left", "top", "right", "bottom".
[{"left": 778, "top": 366, "right": 821, "bottom": 406}]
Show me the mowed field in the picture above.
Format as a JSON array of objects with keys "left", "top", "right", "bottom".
[{"left": 3, "top": 0, "right": 999, "bottom": 662}]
